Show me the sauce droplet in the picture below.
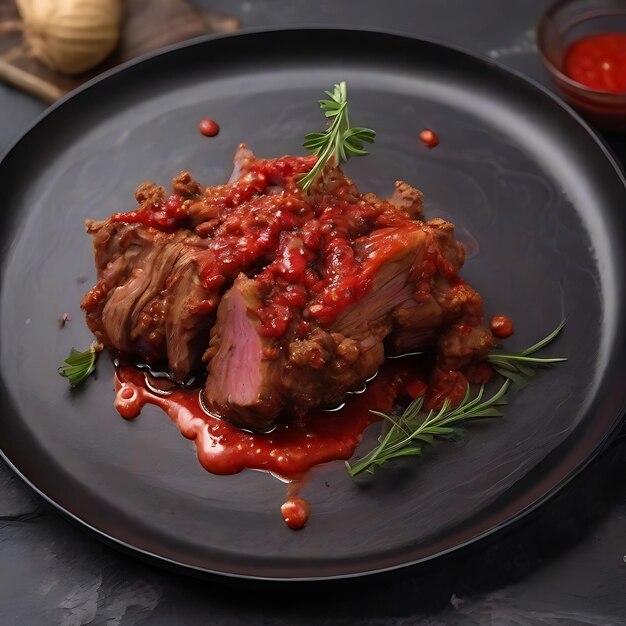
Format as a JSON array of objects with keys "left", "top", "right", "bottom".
[
  {"left": 199, "top": 118, "right": 220, "bottom": 137},
  {"left": 280, "top": 497, "right": 311, "bottom": 530},
  {"left": 114, "top": 382, "right": 144, "bottom": 419},
  {"left": 419, "top": 129, "right": 439, "bottom": 149},
  {"left": 491, "top": 315, "right": 514, "bottom": 339}
]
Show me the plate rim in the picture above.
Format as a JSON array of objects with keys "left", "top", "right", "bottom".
[{"left": 1, "top": 26, "right": 625, "bottom": 582}]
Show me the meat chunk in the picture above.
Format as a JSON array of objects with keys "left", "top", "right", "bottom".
[
  {"left": 81, "top": 220, "right": 214, "bottom": 379},
  {"left": 204, "top": 274, "right": 388, "bottom": 430},
  {"left": 202, "top": 222, "right": 458, "bottom": 428},
  {"left": 203, "top": 275, "right": 284, "bottom": 431},
  {"left": 83, "top": 146, "right": 495, "bottom": 431}
]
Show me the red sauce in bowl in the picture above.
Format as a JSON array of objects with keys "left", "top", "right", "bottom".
[{"left": 564, "top": 33, "right": 626, "bottom": 94}]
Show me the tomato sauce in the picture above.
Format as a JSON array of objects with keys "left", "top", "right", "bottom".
[
  {"left": 564, "top": 33, "right": 626, "bottom": 94},
  {"left": 108, "top": 154, "right": 460, "bottom": 336},
  {"left": 424, "top": 367, "right": 468, "bottom": 411},
  {"left": 113, "top": 353, "right": 486, "bottom": 528},
  {"left": 490, "top": 315, "right": 514, "bottom": 339},
  {"left": 198, "top": 118, "right": 220, "bottom": 137},
  {"left": 281, "top": 498, "right": 311, "bottom": 530},
  {"left": 113, "top": 358, "right": 420, "bottom": 477},
  {"left": 419, "top": 129, "right": 439, "bottom": 148}
]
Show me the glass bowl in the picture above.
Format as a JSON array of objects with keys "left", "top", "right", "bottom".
[{"left": 537, "top": 0, "right": 626, "bottom": 131}]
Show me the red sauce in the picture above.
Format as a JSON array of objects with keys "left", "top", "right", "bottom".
[
  {"left": 424, "top": 367, "right": 468, "bottom": 411},
  {"left": 113, "top": 357, "right": 419, "bottom": 477},
  {"left": 405, "top": 378, "right": 428, "bottom": 400},
  {"left": 281, "top": 498, "right": 311, "bottom": 529},
  {"left": 113, "top": 355, "right": 491, "bottom": 528},
  {"left": 108, "top": 154, "right": 461, "bottom": 336},
  {"left": 490, "top": 315, "right": 514, "bottom": 339},
  {"left": 466, "top": 362, "right": 493, "bottom": 386},
  {"left": 198, "top": 118, "right": 220, "bottom": 137},
  {"left": 419, "top": 129, "right": 439, "bottom": 148},
  {"left": 564, "top": 33, "right": 626, "bottom": 94}
]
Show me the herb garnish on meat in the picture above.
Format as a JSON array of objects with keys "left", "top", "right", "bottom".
[{"left": 299, "top": 81, "right": 375, "bottom": 192}]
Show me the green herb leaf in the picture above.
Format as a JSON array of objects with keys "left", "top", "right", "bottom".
[
  {"left": 299, "top": 81, "right": 375, "bottom": 193},
  {"left": 487, "top": 321, "right": 567, "bottom": 389},
  {"left": 346, "top": 321, "right": 566, "bottom": 478},
  {"left": 58, "top": 341, "right": 101, "bottom": 387}
]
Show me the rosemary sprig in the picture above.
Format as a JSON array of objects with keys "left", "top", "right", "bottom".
[
  {"left": 58, "top": 341, "right": 101, "bottom": 387},
  {"left": 487, "top": 319, "right": 567, "bottom": 389},
  {"left": 299, "top": 81, "right": 375, "bottom": 193},
  {"left": 346, "top": 321, "right": 566, "bottom": 477}
]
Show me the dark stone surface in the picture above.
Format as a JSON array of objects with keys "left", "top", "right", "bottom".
[{"left": 0, "top": 1, "right": 625, "bottom": 624}]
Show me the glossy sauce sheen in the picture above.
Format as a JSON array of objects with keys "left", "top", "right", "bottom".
[
  {"left": 113, "top": 358, "right": 427, "bottom": 476},
  {"left": 113, "top": 356, "right": 456, "bottom": 528},
  {"left": 564, "top": 33, "right": 626, "bottom": 93}
]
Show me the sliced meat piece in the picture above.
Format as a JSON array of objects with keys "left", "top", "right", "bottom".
[
  {"left": 82, "top": 220, "right": 214, "bottom": 378},
  {"left": 81, "top": 221, "right": 181, "bottom": 358},
  {"left": 104, "top": 237, "right": 184, "bottom": 352},
  {"left": 205, "top": 225, "right": 427, "bottom": 430},
  {"left": 203, "top": 274, "right": 284, "bottom": 431},
  {"left": 163, "top": 245, "right": 214, "bottom": 379},
  {"left": 331, "top": 224, "right": 426, "bottom": 336},
  {"left": 204, "top": 281, "right": 386, "bottom": 429},
  {"left": 386, "top": 218, "right": 488, "bottom": 357}
]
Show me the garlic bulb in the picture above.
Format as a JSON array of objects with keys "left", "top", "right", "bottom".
[{"left": 17, "top": 0, "right": 123, "bottom": 75}]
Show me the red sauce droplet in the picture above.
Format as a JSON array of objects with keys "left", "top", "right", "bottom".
[
  {"left": 419, "top": 129, "right": 439, "bottom": 148},
  {"left": 281, "top": 497, "right": 311, "bottom": 530},
  {"left": 564, "top": 33, "right": 626, "bottom": 94},
  {"left": 114, "top": 382, "right": 144, "bottom": 419},
  {"left": 490, "top": 315, "right": 514, "bottom": 339},
  {"left": 198, "top": 118, "right": 220, "bottom": 137}
]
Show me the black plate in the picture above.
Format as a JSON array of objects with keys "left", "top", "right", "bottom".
[{"left": 1, "top": 29, "right": 625, "bottom": 581}]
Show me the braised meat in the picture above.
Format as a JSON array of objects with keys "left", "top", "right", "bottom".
[{"left": 82, "top": 145, "right": 494, "bottom": 430}]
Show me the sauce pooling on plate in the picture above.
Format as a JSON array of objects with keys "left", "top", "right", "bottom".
[
  {"left": 564, "top": 33, "right": 626, "bottom": 93},
  {"left": 113, "top": 355, "right": 464, "bottom": 528}
]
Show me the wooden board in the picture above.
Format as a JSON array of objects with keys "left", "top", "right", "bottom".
[{"left": 0, "top": 0, "right": 239, "bottom": 103}]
